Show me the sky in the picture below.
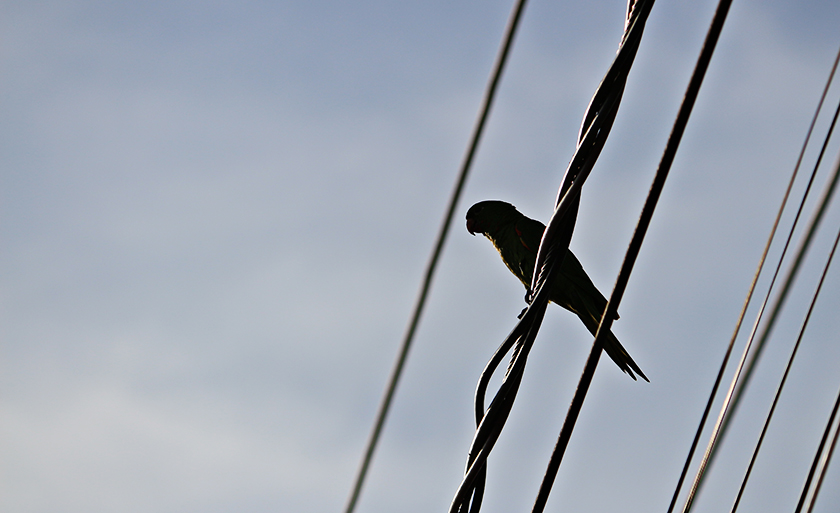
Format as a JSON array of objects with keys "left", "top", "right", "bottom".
[{"left": 2, "top": 1, "right": 840, "bottom": 512}]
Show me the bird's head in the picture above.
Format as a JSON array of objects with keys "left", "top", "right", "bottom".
[{"left": 466, "top": 200, "right": 519, "bottom": 236}]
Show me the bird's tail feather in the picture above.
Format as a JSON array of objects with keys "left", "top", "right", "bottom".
[
  {"left": 602, "top": 331, "right": 648, "bottom": 382},
  {"left": 580, "top": 315, "right": 648, "bottom": 382}
]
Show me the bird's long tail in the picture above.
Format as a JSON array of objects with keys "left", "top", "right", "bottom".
[{"left": 580, "top": 315, "right": 648, "bottom": 382}]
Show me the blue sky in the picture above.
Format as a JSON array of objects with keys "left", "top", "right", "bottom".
[{"left": 3, "top": 1, "right": 840, "bottom": 512}]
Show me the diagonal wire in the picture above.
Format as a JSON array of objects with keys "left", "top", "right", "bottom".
[
  {"left": 449, "top": 2, "right": 653, "bottom": 512},
  {"left": 533, "top": 0, "right": 733, "bottom": 510},
  {"left": 804, "top": 384, "right": 840, "bottom": 513},
  {"left": 675, "top": 45, "right": 840, "bottom": 513},
  {"left": 797, "top": 381, "right": 840, "bottom": 513},
  {"left": 341, "top": 1, "right": 528, "bottom": 511},
  {"left": 701, "top": 42, "right": 840, "bottom": 483},
  {"left": 729, "top": 149, "right": 840, "bottom": 513}
]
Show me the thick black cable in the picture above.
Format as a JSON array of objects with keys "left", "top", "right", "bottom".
[
  {"left": 678, "top": 50, "right": 840, "bottom": 513},
  {"left": 705, "top": 43, "right": 840, "bottom": 478},
  {"left": 667, "top": 41, "right": 840, "bottom": 513},
  {"left": 730, "top": 150, "right": 840, "bottom": 513},
  {"left": 341, "top": 2, "right": 528, "bottom": 511},
  {"left": 450, "top": 269, "right": 554, "bottom": 513},
  {"left": 533, "top": 0, "right": 732, "bottom": 510},
  {"left": 450, "top": 2, "right": 651, "bottom": 511}
]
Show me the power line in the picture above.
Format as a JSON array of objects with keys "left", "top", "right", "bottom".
[
  {"left": 341, "top": 2, "right": 528, "bottom": 512},
  {"left": 796, "top": 373, "right": 840, "bottom": 513},
  {"left": 534, "top": 0, "right": 733, "bottom": 509},
  {"left": 703, "top": 43, "right": 840, "bottom": 479},
  {"left": 666, "top": 36, "right": 840, "bottom": 513},
  {"left": 449, "top": 2, "right": 656, "bottom": 511},
  {"left": 803, "top": 384, "right": 840, "bottom": 513},
  {"left": 730, "top": 146, "right": 840, "bottom": 513}
]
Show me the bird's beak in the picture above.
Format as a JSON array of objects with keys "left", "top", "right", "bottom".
[{"left": 466, "top": 218, "right": 477, "bottom": 235}]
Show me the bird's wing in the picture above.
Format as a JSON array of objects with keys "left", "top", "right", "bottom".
[
  {"left": 513, "top": 216, "right": 544, "bottom": 253},
  {"left": 511, "top": 216, "right": 544, "bottom": 282},
  {"left": 560, "top": 250, "right": 618, "bottom": 320}
]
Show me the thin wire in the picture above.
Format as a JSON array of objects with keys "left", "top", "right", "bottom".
[
  {"left": 796, "top": 381, "right": 840, "bottom": 513},
  {"left": 341, "top": 1, "right": 528, "bottom": 511},
  {"left": 705, "top": 42, "right": 840, "bottom": 476},
  {"left": 805, "top": 386, "right": 840, "bottom": 513},
  {"left": 730, "top": 150, "right": 840, "bottom": 513},
  {"left": 679, "top": 55, "right": 840, "bottom": 513},
  {"left": 533, "top": 0, "right": 732, "bottom": 509},
  {"left": 667, "top": 42, "right": 840, "bottom": 513}
]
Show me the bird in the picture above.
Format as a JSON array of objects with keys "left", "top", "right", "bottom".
[{"left": 466, "top": 200, "right": 647, "bottom": 381}]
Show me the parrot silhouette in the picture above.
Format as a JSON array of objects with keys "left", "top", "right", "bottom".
[{"left": 466, "top": 200, "right": 647, "bottom": 381}]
